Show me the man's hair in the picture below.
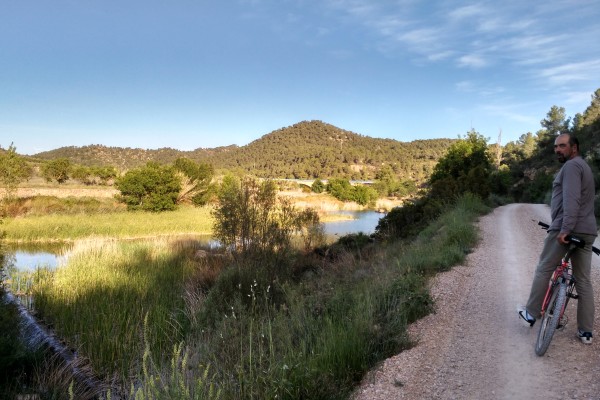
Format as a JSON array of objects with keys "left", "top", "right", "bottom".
[{"left": 559, "top": 133, "right": 580, "bottom": 151}]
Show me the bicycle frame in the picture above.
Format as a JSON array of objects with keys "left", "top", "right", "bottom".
[
  {"left": 533, "top": 220, "right": 600, "bottom": 356},
  {"left": 540, "top": 248, "right": 576, "bottom": 319}
]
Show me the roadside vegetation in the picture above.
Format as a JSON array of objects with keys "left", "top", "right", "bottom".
[{"left": 1, "top": 90, "right": 599, "bottom": 398}]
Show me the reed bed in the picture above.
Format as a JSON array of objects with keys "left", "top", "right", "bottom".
[
  {"left": 2, "top": 205, "right": 214, "bottom": 241},
  {"left": 31, "top": 238, "right": 195, "bottom": 380}
]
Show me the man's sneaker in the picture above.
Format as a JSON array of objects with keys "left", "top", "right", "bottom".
[
  {"left": 517, "top": 306, "right": 536, "bottom": 327},
  {"left": 578, "top": 330, "right": 593, "bottom": 344}
]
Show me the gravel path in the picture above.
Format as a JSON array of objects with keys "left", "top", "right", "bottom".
[{"left": 352, "top": 203, "right": 600, "bottom": 400}]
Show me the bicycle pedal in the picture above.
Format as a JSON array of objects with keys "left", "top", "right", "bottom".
[
  {"left": 568, "top": 293, "right": 579, "bottom": 299},
  {"left": 557, "top": 316, "right": 568, "bottom": 331}
]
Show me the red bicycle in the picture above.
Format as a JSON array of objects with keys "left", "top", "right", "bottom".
[{"left": 534, "top": 221, "right": 600, "bottom": 356}]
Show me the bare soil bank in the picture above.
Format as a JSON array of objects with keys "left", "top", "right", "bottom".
[{"left": 9, "top": 186, "right": 404, "bottom": 212}]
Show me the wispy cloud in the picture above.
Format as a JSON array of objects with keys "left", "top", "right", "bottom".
[
  {"left": 319, "top": 0, "right": 600, "bottom": 116},
  {"left": 456, "top": 81, "right": 505, "bottom": 96},
  {"left": 481, "top": 103, "right": 540, "bottom": 125},
  {"left": 329, "top": 49, "right": 355, "bottom": 60},
  {"left": 457, "top": 54, "right": 487, "bottom": 68},
  {"left": 456, "top": 81, "right": 475, "bottom": 92},
  {"left": 427, "top": 50, "right": 454, "bottom": 62},
  {"left": 448, "top": 3, "right": 487, "bottom": 21},
  {"left": 372, "top": 16, "right": 410, "bottom": 36},
  {"left": 539, "top": 59, "right": 600, "bottom": 85},
  {"left": 562, "top": 90, "right": 596, "bottom": 107},
  {"left": 504, "top": 34, "right": 568, "bottom": 65},
  {"left": 322, "top": 1, "right": 598, "bottom": 71},
  {"left": 396, "top": 28, "right": 441, "bottom": 49}
]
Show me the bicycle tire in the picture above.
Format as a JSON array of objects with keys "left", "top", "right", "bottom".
[{"left": 535, "top": 282, "right": 567, "bottom": 356}]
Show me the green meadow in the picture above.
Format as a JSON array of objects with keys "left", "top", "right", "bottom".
[{"left": 2, "top": 204, "right": 214, "bottom": 242}]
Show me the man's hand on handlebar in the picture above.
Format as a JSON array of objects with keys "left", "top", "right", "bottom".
[
  {"left": 558, "top": 232, "right": 570, "bottom": 245},
  {"left": 535, "top": 220, "right": 600, "bottom": 256}
]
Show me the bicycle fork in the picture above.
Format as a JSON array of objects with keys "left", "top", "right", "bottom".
[
  {"left": 558, "top": 274, "right": 577, "bottom": 329},
  {"left": 541, "top": 268, "right": 576, "bottom": 327}
]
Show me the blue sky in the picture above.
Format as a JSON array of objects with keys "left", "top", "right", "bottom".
[{"left": 2, "top": 1, "right": 599, "bottom": 155}]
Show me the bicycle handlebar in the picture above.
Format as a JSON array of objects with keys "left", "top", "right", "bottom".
[{"left": 536, "top": 220, "right": 600, "bottom": 256}]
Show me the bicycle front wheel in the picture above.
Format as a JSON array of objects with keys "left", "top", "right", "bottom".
[{"left": 535, "top": 282, "right": 567, "bottom": 356}]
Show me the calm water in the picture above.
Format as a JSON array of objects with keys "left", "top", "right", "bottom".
[
  {"left": 2, "top": 211, "right": 384, "bottom": 272},
  {"left": 2, "top": 243, "right": 71, "bottom": 273},
  {"left": 323, "top": 210, "right": 383, "bottom": 236}
]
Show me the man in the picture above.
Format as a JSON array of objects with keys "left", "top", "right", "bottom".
[{"left": 518, "top": 133, "right": 597, "bottom": 344}]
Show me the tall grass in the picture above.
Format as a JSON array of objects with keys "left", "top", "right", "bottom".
[
  {"left": 32, "top": 238, "right": 196, "bottom": 380},
  {"left": 25, "top": 194, "right": 489, "bottom": 399},
  {"left": 2, "top": 205, "right": 214, "bottom": 241},
  {"left": 3, "top": 195, "right": 124, "bottom": 217},
  {"left": 125, "top": 321, "right": 222, "bottom": 400}
]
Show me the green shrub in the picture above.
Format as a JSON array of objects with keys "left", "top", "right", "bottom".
[
  {"left": 321, "top": 232, "right": 375, "bottom": 261},
  {"left": 326, "top": 178, "right": 354, "bottom": 202},
  {"left": 429, "top": 130, "right": 493, "bottom": 200},
  {"left": 311, "top": 179, "right": 325, "bottom": 193},
  {"left": 0, "top": 143, "right": 33, "bottom": 198},
  {"left": 173, "top": 157, "right": 215, "bottom": 206},
  {"left": 41, "top": 158, "right": 72, "bottom": 184},
  {"left": 115, "top": 162, "right": 181, "bottom": 212},
  {"left": 375, "top": 197, "right": 443, "bottom": 240},
  {"left": 212, "top": 176, "right": 322, "bottom": 255},
  {"left": 353, "top": 185, "right": 378, "bottom": 206}
]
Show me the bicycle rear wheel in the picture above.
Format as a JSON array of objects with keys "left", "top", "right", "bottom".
[{"left": 535, "top": 282, "right": 567, "bottom": 356}]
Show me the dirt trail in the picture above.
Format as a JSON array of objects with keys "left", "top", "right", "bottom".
[{"left": 353, "top": 203, "right": 600, "bottom": 400}]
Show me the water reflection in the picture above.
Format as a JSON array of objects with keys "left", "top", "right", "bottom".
[
  {"left": 3, "top": 242, "right": 71, "bottom": 272},
  {"left": 1, "top": 212, "right": 384, "bottom": 275},
  {"left": 1, "top": 211, "right": 383, "bottom": 276},
  {"left": 1, "top": 243, "right": 72, "bottom": 309},
  {"left": 323, "top": 210, "right": 383, "bottom": 236}
]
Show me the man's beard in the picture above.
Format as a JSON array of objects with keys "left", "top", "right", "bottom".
[{"left": 557, "top": 154, "right": 567, "bottom": 163}]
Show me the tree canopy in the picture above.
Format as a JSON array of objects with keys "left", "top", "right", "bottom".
[
  {"left": 429, "top": 130, "right": 493, "bottom": 200},
  {"left": 173, "top": 157, "right": 215, "bottom": 206},
  {"left": 211, "top": 176, "right": 323, "bottom": 254},
  {"left": 115, "top": 162, "right": 181, "bottom": 212},
  {"left": 0, "top": 143, "right": 32, "bottom": 199},
  {"left": 376, "top": 130, "right": 494, "bottom": 239},
  {"left": 41, "top": 158, "right": 72, "bottom": 184}
]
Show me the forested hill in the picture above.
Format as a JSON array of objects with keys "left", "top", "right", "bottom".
[
  {"left": 32, "top": 144, "right": 239, "bottom": 172},
  {"left": 207, "top": 121, "right": 453, "bottom": 180},
  {"left": 32, "top": 120, "right": 455, "bottom": 180}
]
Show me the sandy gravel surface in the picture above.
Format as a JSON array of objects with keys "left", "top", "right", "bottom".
[{"left": 353, "top": 203, "right": 600, "bottom": 400}]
